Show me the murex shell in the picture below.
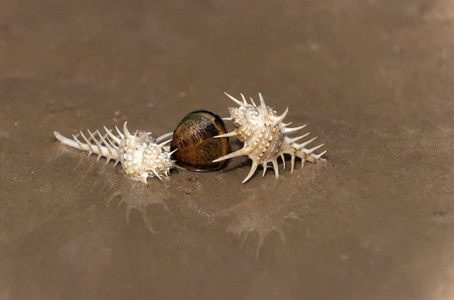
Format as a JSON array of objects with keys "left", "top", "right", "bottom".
[
  {"left": 54, "top": 93, "right": 326, "bottom": 184},
  {"left": 170, "top": 110, "right": 228, "bottom": 171},
  {"left": 54, "top": 122, "right": 176, "bottom": 183},
  {"left": 213, "top": 92, "right": 326, "bottom": 183}
]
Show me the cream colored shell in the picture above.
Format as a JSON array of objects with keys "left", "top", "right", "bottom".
[
  {"left": 214, "top": 93, "right": 326, "bottom": 183},
  {"left": 54, "top": 122, "right": 175, "bottom": 184}
]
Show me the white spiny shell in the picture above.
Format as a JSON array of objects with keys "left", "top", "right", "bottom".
[
  {"left": 214, "top": 92, "right": 326, "bottom": 183},
  {"left": 54, "top": 122, "right": 176, "bottom": 184}
]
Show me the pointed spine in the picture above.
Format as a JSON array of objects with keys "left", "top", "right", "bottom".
[
  {"left": 54, "top": 129, "right": 120, "bottom": 162},
  {"left": 273, "top": 107, "right": 288, "bottom": 125},
  {"left": 214, "top": 131, "right": 238, "bottom": 138},
  {"left": 224, "top": 92, "right": 243, "bottom": 106},
  {"left": 213, "top": 147, "right": 250, "bottom": 162}
]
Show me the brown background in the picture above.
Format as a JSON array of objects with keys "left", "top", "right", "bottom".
[{"left": 1, "top": 0, "right": 454, "bottom": 299}]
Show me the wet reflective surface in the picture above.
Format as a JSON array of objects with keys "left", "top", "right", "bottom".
[{"left": 1, "top": 0, "right": 454, "bottom": 299}]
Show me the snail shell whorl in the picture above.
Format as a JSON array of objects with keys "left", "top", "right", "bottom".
[{"left": 170, "top": 110, "right": 228, "bottom": 171}]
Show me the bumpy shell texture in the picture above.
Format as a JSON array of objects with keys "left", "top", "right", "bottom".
[
  {"left": 54, "top": 122, "right": 176, "bottom": 183},
  {"left": 170, "top": 110, "right": 228, "bottom": 171},
  {"left": 213, "top": 92, "right": 326, "bottom": 183}
]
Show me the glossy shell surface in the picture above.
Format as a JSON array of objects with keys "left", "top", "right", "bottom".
[{"left": 170, "top": 110, "right": 228, "bottom": 171}]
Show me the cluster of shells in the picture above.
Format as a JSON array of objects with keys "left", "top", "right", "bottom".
[{"left": 54, "top": 93, "right": 326, "bottom": 184}]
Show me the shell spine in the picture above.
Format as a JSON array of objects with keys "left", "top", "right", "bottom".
[
  {"left": 54, "top": 122, "right": 175, "bottom": 183},
  {"left": 214, "top": 92, "right": 326, "bottom": 183}
]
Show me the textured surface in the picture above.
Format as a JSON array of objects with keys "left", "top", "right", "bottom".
[
  {"left": 214, "top": 93, "right": 325, "bottom": 183},
  {"left": 171, "top": 110, "right": 228, "bottom": 171},
  {"left": 1, "top": 0, "right": 454, "bottom": 299}
]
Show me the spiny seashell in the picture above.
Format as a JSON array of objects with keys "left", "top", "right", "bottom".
[
  {"left": 54, "top": 122, "right": 176, "bottom": 184},
  {"left": 170, "top": 109, "right": 229, "bottom": 171},
  {"left": 213, "top": 92, "right": 326, "bottom": 183}
]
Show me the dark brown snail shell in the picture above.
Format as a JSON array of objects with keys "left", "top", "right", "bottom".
[{"left": 170, "top": 110, "right": 229, "bottom": 171}]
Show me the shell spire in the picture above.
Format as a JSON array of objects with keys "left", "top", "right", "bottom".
[
  {"left": 54, "top": 122, "right": 176, "bottom": 184},
  {"left": 214, "top": 93, "right": 326, "bottom": 183}
]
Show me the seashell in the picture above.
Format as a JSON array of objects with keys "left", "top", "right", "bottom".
[
  {"left": 54, "top": 122, "right": 176, "bottom": 184},
  {"left": 170, "top": 109, "right": 229, "bottom": 171},
  {"left": 213, "top": 92, "right": 326, "bottom": 183}
]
